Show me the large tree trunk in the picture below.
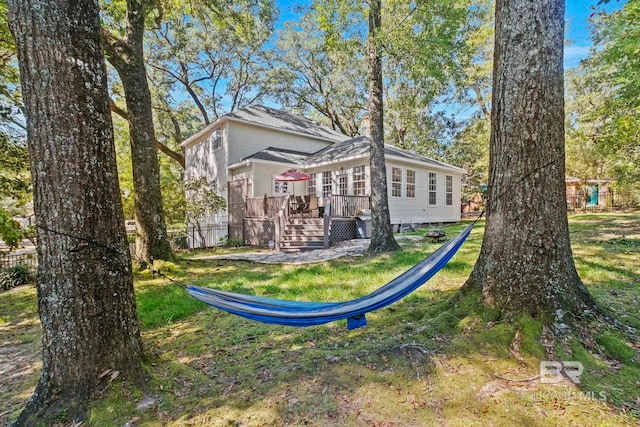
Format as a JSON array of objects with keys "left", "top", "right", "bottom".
[
  {"left": 367, "top": 0, "right": 400, "bottom": 253},
  {"left": 8, "top": 0, "right": 145, "bottom": 424},
  {"left": 103, "top": 0, "right": 172, "bottom": 264},
  {"left": 462, "top": 0, "right": 595, "bottom": 319}
]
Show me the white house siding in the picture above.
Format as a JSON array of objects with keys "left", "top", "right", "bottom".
[
  {"left": 247, "top": 163, "right": 309, "bottom": 197},
  {"left": 227, "top": 121, "right": 332, "bottom": 166},
  {"left": 386, "top": 159, "right": 462, "bottom": 224},
  {"left": 184, "top": 124, "right": 227, "bottom": 193},
  {"left": 183, "top": 125, "right": 229, "bottom": 243}
]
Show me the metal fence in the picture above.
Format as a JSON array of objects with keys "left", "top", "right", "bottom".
[
  {"left": 0, "top": 252, "right": 38, "bottom": 270},
  {"left": 566, "top": 189, "right": 614, "bottom": 211},
  {"left": 186, "top": 223, "right": 228, "bottom": 248}
]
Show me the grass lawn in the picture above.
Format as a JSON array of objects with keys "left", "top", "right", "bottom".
[{"left": 1, "top": 212, "right": 639, "bottom": 426}]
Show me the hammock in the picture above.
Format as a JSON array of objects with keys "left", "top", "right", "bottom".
[{"left": 187, "top": 222, "right": 474, "bottom": 330}]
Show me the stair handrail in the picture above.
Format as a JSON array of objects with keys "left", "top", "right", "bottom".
[{"left": 274, "top": 193, "right": 291, "bottom": 252}]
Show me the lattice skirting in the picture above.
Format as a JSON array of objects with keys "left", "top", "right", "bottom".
[
  {"left": 244, "top": 218, "right": 275, "bottom": 247},
  {"left": 330, "top": 218, "right": 357, "bottom": 243}
]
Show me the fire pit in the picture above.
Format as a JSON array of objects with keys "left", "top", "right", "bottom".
[{"left": 425, "top": 230, "right": 446, "bottom": 243}]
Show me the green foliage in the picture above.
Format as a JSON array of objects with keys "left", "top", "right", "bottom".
[
  {"left": 112, "top": 115, "right": 135, "bottom": 220},
  {"left": 0, "top": 133, "right": 29, "bottom": 198},
  {"left": 158, "top": 150, "right": 185, "bottom": 227},
  {"left": 145, "top": 0, "right": 276, "bottom": 124},
  {"left": 0, "top": 209, "right": 22, "bottom": 249},
  {"left": 0, "top": 133, "right": 31, "bottom": 249},
  {"left": 566, "top": 2, "right": 640, "bottom": 206},
  {"left": 224, "top": 237, "right": 244, "bottom": 248},
  {"left": 0, "top": 265, "right": 34, "bottom": 291},
  {"left": 184, "top": 177, "right": 226, "bottom": 247},
  {"left": 266, "top": 2, "right": 366, "bottom": 136},
  {"left": 0, "top": 0, "right": 24, "bottom": 135},
  {"left": 269, "top": 0, "right": 480, "bottom": 149},
  {"left": 445, "top": 117, "right": 489, "bottom": 200},
  {"left": 184, "top": 177, "right": 226, "bottom": 223}
]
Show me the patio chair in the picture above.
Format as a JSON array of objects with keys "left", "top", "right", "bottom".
[
  {"left": 292, "top": 195, "right": 307, "bottom": 216},
  {"left": 305, "top": 196, "right": 318, "bottom": 218}
]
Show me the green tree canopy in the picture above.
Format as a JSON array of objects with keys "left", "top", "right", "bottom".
[{"left": 566, "top": 2, "right": 640, "bottom": 205}]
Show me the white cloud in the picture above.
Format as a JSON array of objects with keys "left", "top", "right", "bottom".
[{"left": 564, "top": 45, "right": 592, "bottom": 68}]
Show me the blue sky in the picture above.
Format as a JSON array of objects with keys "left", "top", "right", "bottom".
[
  {"left": 276, "top": 0, "right": 628, "bottom": 70},
  {"left": 565, "top": 0, "right": 627, "bottom": 68}
]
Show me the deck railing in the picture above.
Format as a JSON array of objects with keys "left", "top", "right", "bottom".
[
  {"left": 273, "top": 193, "right": 291, "bottom": 252},
  {"left": 246, "top": 195, "right": 286, "bottom": 218},
  {"left": 330, "top": 195, "right": 370, "bottom": 218}
]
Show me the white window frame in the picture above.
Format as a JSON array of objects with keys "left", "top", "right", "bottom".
[
  {"left": 273, "top": 178, "right": 289, "bottom": 194},
  {"left": 353, "top": 165, "right": 366, "bottom": 196},
  {"left": 210, "top": 129, "right": 223, "bottom": 151},
  {"left": 406, "top": 169, "right": 416, "bottom": 198},
  {"left": 337, "top": 173, "right": 348, "bottom": 195},
  {"left": 321, "top": 171, "right": 332, "bottom": 198},
  {"left": 307, "top": 173, "right": 317, "bottom": 197},
  {"left": 428, "top": 171, "right": 437, "bottom": 206},
  {"left": 391, "top": 167, "right": 402, "bottom": 198},
  {"left": 445, "top": 175, "right": 453, "bottom": 206}
]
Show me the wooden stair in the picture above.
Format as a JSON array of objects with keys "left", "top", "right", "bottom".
[{"left": 280, "top": 218, "right": 325, "bottom": 252}]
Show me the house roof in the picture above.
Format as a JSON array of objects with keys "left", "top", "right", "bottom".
[
  {"left": 305, "top": 136, "right": 370, "bottom": 165},
  {"left": 305, "top": 136, "right": 466, "bottom": 173},
  {"left": 184, "top": 105, "right": 465, "bottom": 174},
  {"left": 566, "top": 176, "right": 610, "bottom": 184},
  {"left": 229, "top": 147, "right": 312, "bottom": 169},
  {"left": 181, "top": 104, "right": 350, "bottom": 147}
]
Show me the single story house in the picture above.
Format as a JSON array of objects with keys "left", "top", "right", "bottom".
[
  {"left": 181, "top": 105, "right": 466, "bottom": 247},
  {"left": 565, "top": 176, "right": 612, "bottom": 210}
]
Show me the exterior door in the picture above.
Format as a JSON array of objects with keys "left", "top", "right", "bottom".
[{"left": 587, "top": 185, "right": 599, "bottom": 207}]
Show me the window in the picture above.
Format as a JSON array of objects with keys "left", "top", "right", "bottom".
[
  {"left": 446, "top": 175, "right": 453, "bottom": 206},
  {"left": 321, "top": 171, "right": 332, "bottom": 197},
  {"left": 406, "top": 169, "right": 416, "bottom": 198},
  {"left": 353, "top": 165, "right": 366, "bottom": 196},
  {"left": 338, "top": 174, "right": 348, "bottom": 195},
  {"left": 428, "top": 172, "right": 437, "bottom": 205},
  {"left": 392, "top": 167, "right": 402, "bottom": 197},
  {"left": 307, "top": 173, "right": 317, "bottom": 197},
  {"left": 210, "top": 129, "right": 222, "bottom": 150},
  {"left": 274, "top": 179, "right": 289, "bottom": 194}
]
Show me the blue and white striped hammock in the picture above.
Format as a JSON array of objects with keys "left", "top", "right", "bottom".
[{"left": 187, "top": 222, "right": 474, "bottom": 330}]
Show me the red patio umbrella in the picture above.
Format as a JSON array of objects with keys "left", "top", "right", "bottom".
[
  {"left": 274, "top": 168, "right": 311, "bottom": 181},
  {"left": 275, "top": 169, "right": 310, "bottom": 201}
]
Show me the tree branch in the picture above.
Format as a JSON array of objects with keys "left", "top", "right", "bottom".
[{"left": 110, "top": 98, "right": 184, "bottom": 168}]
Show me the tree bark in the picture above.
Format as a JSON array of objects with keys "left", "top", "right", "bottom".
[
  {"left": 461, "top": 0, "right": 596, "bottom": 319},
  {"left": 103, "top": 0, "right": 172, "bottom": 263},
  {"left": 367, "top": 0, "right": 400, "bottom": 253},
  {"left": 7, "top": 0, "right": 145, "bottom": 424}
]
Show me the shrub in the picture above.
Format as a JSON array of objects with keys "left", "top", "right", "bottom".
[{"left": 0, "top": 265, "right": 35, "bottom": 291}]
